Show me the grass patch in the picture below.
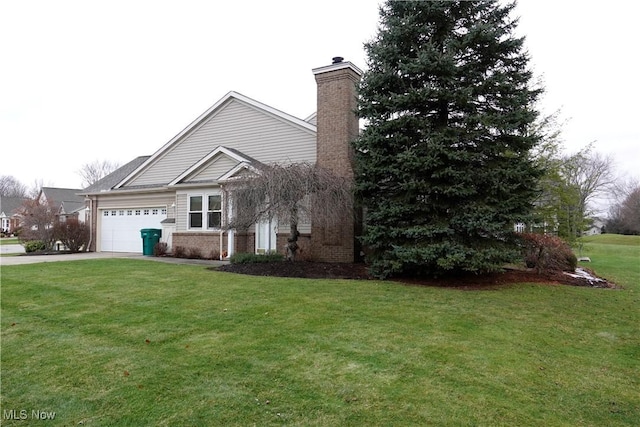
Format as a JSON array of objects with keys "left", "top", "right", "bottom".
[
  {"left": 0, "top": 237, "right": 19, "bottom": 245},
  {"left": 1, "top": 241, "right": 639, "bottom": 426},
  {"left": 580, "top": 234, "right": 640, "bottom": 246},
  {"left": 577, "top": 234, "right": 640, "bottom": 287}
]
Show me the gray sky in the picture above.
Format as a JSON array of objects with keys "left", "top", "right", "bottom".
[{"left": 1, "top": 0, "right": 637, "bottom": 191}]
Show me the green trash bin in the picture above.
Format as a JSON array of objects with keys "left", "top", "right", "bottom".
[{"left": 140, "top": 228, "right": 162, "bottom": 256}]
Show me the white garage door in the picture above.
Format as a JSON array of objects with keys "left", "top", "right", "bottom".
[{"left": 100, "top": 208, "right": 167, "bottom": 252}]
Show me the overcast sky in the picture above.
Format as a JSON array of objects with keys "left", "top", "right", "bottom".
[{"left": 1, "top": 0, "right": 637, "bottom": 192}]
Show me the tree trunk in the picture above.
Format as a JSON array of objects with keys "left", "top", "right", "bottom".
[{"left": 285, "top": 207, "right": 300, "bottom": 261}]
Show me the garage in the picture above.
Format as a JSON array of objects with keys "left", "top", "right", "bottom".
[{"left": 100, "top": 207, "right": 167, "bottom": 252}]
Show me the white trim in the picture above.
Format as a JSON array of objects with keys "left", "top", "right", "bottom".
[
  {"left": 186, "top": 191, "right": 222, "bottom": 231},
  {"left": 227, "top": 229, "right": 235, "bottom": 259},
  {"left": 312, "top": 61, "right": 363, "bottom": 77},
  {"left": 217, "top": 162, "right": 261, "bottom": 182},
  {"left": 255, "top": 218, "right": 277, "bottom": 254},
  {"left": 304, "top": 112, "right": 317, "bottom": 123},
  {"left": 168, "top": 146, "right": 250, "bottom": 186}
]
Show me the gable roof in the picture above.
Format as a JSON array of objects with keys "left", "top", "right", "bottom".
[
  {"left": 79, "top": 156, "right": 151, "bottom": 195},
  {"left": 168, "top": 146, "right": 262, "bottom": 186},
  {"left": 40, "top": 187, "right": 84, "bottom": 213},
  {"left": 0, "top": 196, "right": 28, "bottom": 217},
  {"left": 114, "top": 91, "right": 316, "bottom": 189}
]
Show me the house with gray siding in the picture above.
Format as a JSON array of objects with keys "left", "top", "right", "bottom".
[{"left": 80, "top": 58, "right": 362, "bottom": 263}]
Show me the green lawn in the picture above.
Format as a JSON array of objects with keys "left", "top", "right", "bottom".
[
  {"left": 0, "top": 237, "right": 19, "bottom": 245},
  {"left": 1, "top": 236, "right": 639, "bottom": 426}
]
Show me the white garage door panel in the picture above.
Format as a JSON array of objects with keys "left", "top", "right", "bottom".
[{"left": 100, "top": 208, "right": 167, "bottom": 253}]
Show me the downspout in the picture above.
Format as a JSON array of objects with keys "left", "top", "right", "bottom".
[
  {"left": 223, "top": 186, "right": 234, "bottom": 259},
  {"left": 220, "top": 186, "right": 226, "bottom": 261},
  {"left": 219, "top": 228, "right": 223, "bottom": 261},
  {"left": 85, "top": 197, "right": 93, "bottom": 252}
]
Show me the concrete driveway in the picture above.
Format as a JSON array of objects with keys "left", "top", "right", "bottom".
[
  {"left": 0, "top": 251, "right": 228, "bottom": 267},
  {"left": 1, "top": 244, "right": 25, "bottom": 255}
]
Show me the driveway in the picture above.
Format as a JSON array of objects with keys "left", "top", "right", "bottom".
[
  {"left": 1, "top": 244, "right": 25, "bottom": 255},
  {"left": 0, "top": 252, "right": 228, "bottom": 267}
]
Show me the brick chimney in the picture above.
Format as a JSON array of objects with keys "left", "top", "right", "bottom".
[{"left": 311, "top": 57, "right": 363, "bottom": 263}]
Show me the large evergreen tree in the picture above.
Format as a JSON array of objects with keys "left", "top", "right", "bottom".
[{"left": 354, "top": 0, "right": 543, "bottom": 278}]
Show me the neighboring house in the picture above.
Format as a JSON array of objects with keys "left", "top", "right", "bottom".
[
  {"left": 80, "top": 58, "right": 362, "bottom": 262},
  {"left": 38, "top": 187, "right": 86, "bottom": 223},
  {"left": 0, "top": 196, "right": 28, "bottom": 235},
  {"left": 584, "top": 217, "right": 605, "bottom": 236}
]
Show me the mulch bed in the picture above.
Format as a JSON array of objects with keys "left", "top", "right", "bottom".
[{"left": 216, "top": 262, "right": 618, "bottom": 290}]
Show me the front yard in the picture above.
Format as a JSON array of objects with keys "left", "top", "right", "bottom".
[{"left": 1, "top": 235, "right": 638, "bottom": 426}]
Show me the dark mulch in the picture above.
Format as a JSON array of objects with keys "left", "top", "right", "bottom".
[{"left": 216, "top": 262, "right": 617, "bottom": 290}]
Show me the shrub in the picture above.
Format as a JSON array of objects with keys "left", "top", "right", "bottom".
[
  {"left": 153, "top": 242, "right": 168, "bottom": 257},
  {"left": 173, "top": 246, "right": 186, "bottom": 258},
  {"left": 186, "top": 247, "right": 202, "bottom": 259},
  {"left": 53, "top": 219, "right": 89, "bottom": 253},
  {"left": 229, "top": 251, "right": 284, "bottom": 264},
  {"left": 519, "top": 233, "right": 577, "bottom": 274},
  {"left": 23, "top": 240, "right": 47, "bottom": 253}
]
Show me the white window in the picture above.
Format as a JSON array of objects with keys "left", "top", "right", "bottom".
[
  {"left": 127, "top": 210, "right": 133, "bottom": 216},
  {"left": 119, "top": 210, "right": 125, "bottom": 216},
  {"left": 152, "top": 209, "right": 158, "bottom": 215},
  {"left": 135, "top": 210, "right": 141, "bottom": 216},
  {"left": 189, "top": 196, "right": 203, "bottom": 228},
  {"left": 188, "top": 193, "right": 222, "bottom": 230},
  {"left": 143, "top": 209, "right": 150, "bottom": 215},
  {"left": 207, "top": 195, "right": 222, "bottom": 229}
]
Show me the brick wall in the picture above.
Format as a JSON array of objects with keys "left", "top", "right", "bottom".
[
  {"left": 311, "top": 60, "right": 362, "bottom": 263},
  {"left": 277, "top": 233, "right": 311, "bottom": 261},
  {"left": 172, "top": 232, "right": 225, "bottom": 259}
]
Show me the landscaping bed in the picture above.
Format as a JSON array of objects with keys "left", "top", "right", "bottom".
[{"left": 217, "top": 261, "right": 616, "bottom": 289}]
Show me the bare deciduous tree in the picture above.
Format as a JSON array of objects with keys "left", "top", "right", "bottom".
[
  {"left": 558, "top": 145, "right": 616, "bottom": 238},
  {"left": 53, "top": 218, "right": 90, "bottom": 252},
  {"left": 223, "top": 163, "right": 354, "bottom": 260},
  {"left": 18, "top": 198, "right": 58, "bottom": 249},
  {"left": 0, "top": 175, "right": 29, "bottom": 198},
  {"left": 562, "top": 147, "right": 616, "bottom": 213},
  {"left": 619, "top": 187, "right": 640, "bottom": 234},
  {"left": 77, "top": 160, "right": 121, "bottom": 188},
  {"left": 607, "top": 179, "right": 640, "bottom": 235}
]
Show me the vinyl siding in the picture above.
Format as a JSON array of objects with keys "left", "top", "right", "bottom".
[
  {"left": 186, "top": 154, "right": 238, "bottom": 182},
  {"left": 97, "top": 192, "right": 174, "bottom": 212},
  {"left": 127, "top": 98, "right": 316, "bottom": 187},
  {"left": 176, "top": 193, "right": 187, "bottom": 231},
  {"left": 175, "top": 188, "right": 222, "bottom": 232},
  {"left": 174, "top": 190, "right": 311, "bottom": 234}
]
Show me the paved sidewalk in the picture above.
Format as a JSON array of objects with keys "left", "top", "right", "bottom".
[{"left": 0, "top": 252, "right": 228, "bottom": 267}]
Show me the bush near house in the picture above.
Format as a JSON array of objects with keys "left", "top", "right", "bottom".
[
  {"left": 153, "top": 241, "right": 168, "bottom": 257},
  {"left": 22, "top": 240, "right": 47, "bottom": 253},
  {"left": 519, "top": 233, "right": 577, "bottom": 274},
  {"left": 53, "top": 219, "right": 89, "bottom": 253},
  {"left": 229, "top": 251, "right": 284, "bottom": 264},
  {"left": 170, "top": 245, "right": 220, "bottom": 260}
]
